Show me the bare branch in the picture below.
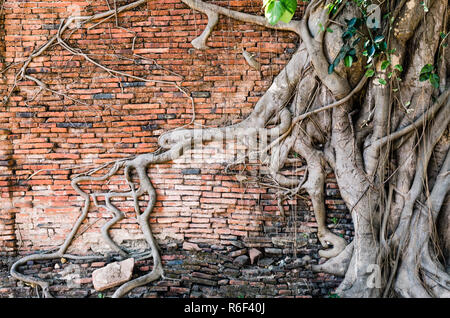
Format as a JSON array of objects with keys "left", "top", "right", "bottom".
[{"left": 181, "top": 0, "right": 302, "bottom": 37}]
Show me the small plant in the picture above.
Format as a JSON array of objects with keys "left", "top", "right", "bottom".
[
  {"left": 328, "top": 18, "right": 362, "bottom": 74},
  {"left": 419, "top": 64, "right": 440, "bottom": 89},
  {"left": 325, "top": 0, "right": 343, "bottom": 16}
]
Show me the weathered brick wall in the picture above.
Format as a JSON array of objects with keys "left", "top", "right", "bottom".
[{"left": 0, "top": 0, "right": 354, "bottom": 297}]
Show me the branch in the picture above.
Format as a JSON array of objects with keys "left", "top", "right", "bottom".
[
  {"left": 372, "top": 89, "right": 450, "bottom": 151},
  {"left": 181, "top": 0, "right": 302, "bottom": 40},
  {"left": 391, "top": 100, "right": 450, "bottom": 247},
  {"left": 17, "top": 0, "right": 147, "bottom": 79},
  {"left": 263, "top": 74, "right": 367, "bottom": 155},
  {"left": 298, "top": 0, "right": 351, "bottom": 98},
  {"left": 426, "top": 148, "right": 450, "bottom": 222},
  {"left": 292, "top": 74, "right": 367, "bottom": 125}
]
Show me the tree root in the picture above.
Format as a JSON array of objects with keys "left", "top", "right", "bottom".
[{"left": 312, "top": 241, "right": 354, "bottom": 276}]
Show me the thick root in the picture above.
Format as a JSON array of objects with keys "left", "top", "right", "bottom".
[
  {"left": 317, "top": 230, "right": 349, "bottom": 259},
  {"left": 312, "top": 241, "right": 353, "bottom": 276}
]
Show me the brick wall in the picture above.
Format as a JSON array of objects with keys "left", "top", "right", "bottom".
[{"left": 0, "top": 0, "right": 354, "bottom": 297}]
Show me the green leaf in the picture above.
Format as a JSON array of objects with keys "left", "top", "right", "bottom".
[
  {"left": 387, "top": 72, "right": 393, "bottom": 78},
  {"left": 429, "top": 73, "right": 440, "bottom": 88},
  {"left": 332, "top": 45, "right": 350, "bottom": 68},
  {"left": 394, "top": 64, "right": 403, "bottom": 72},
  {"left": 318, "top": 22, "right": 325, "bottom": 32},
  {"left": 326, "top": 3, "right": 335, "bottom": 14},
  {"left": 420, "top": 64, "right": 434, "bottom": 75},
  {"left": 281, "top": 0, "right": 297, "bottom": 13},
  {"left": 378, "top": 78, "right": 387, "bottom": 85},
  {"left": 263, "top": 0, "right": 274, "bottom": 8},
  {"left": 374, "top": 35, "right": 385, "bottom": 43},
  {"left": 352, "top": 37, "right": 361, "bottom": 46},
  {"left": 365, "top": 69, "right": 375, "bottom": 77},
  {"left": 346, "top": 17, "right": 357, "bottom": 28},
  {"left": 342, "top": 30, "right": 353, "bottom": 39},
  {"left": 328, "top": 63, "right": 335, "bottom": 74},
  {"left": 326, "top": 27, "right": 333, "bottom": 33},
  {"left": 348, "top": 48, "right": 356, "bottom": 57},
  {"left": 381, "top": 60, "right": 391, "bottom": 70},
  {"left": 279, "top": 8, "right": 295, "bottom": 23},
  {"left": 344, "top": 55, "right": 353, "bottom": 67},
  {"left": 368, "top": 45, "right": 376, "bottom": 58},
  {"left": 264, "top": 0, "right": 297, "bottom": 24},
  {"left": 419, "top": 72, "right": 430, "bottom": 81},
  {"left": 265, "top": 1, "right": 285, "bottom": 25}
]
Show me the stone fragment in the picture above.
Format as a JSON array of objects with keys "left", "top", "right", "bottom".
[
  {"left": 258, "top": 258, "right": 274, "bottom": 267},
  {"left": 230, "top": 241, "right": 244, "bottom": 248},
  {"left": 248, "top": 248, "right": 262, "bottom": 265},
  {"left": 167, "top": 242, "right": 178, "bottom": 250},
  {"left": 191, "top": 91, "right": 210, "bottom": 98},
  {"left": 182, "top": 241, "right": 201, "bottom": 251},
  {"left": 264, "top": 248, "right": 283, "bottom": 255},
  {"left": 92, "top": 258, "right": 134, "bottom": 292},
  {"left": 229, "top": 248, "right": 247, "bottom": 258},
  {"left": 302, "top": 255, "right": 312, "bottom": 262},
  {"left": 271, "top": 236, "right": 308, "bottom": 248},
  {"left": 181, "top": 168, "right": 201, "bottom": 175},
  {"left": 93, "top": 93, "right": 114, "bottom": 99},
  {"left": 233, "top": 255, "right": 249, "bottom": 267},
  {"left": 190, "top": 277, "right": 217, "bottom": 286}
]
